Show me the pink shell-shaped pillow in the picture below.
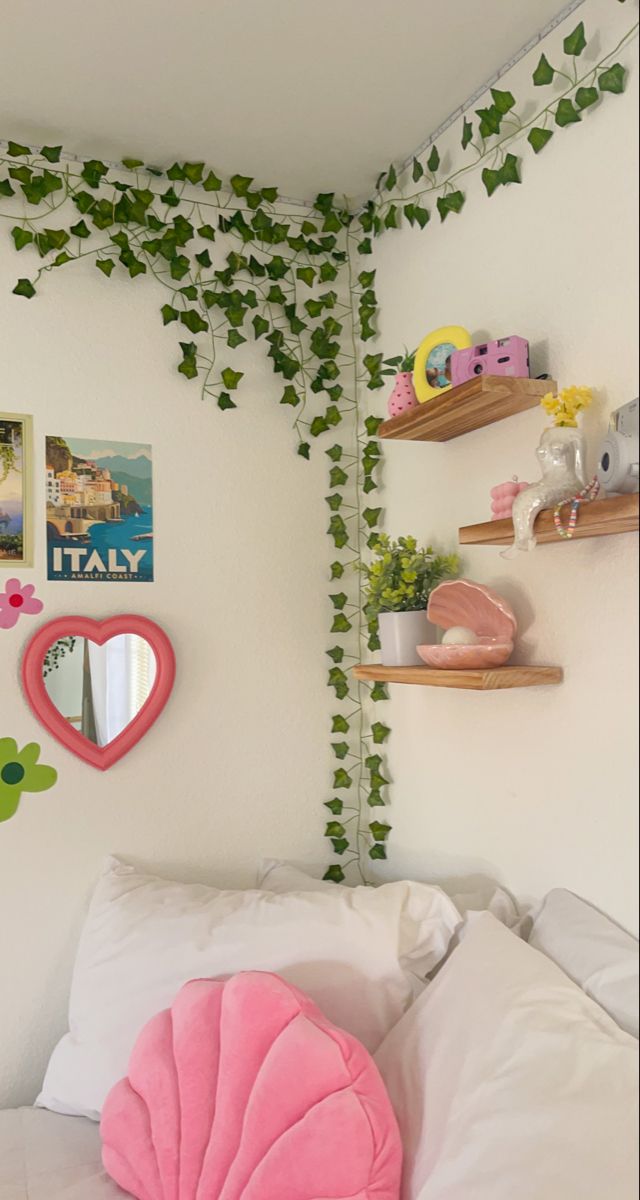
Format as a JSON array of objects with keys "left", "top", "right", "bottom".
[{"left": 101, "top": 972, "right": 402, "bottom": 1200}]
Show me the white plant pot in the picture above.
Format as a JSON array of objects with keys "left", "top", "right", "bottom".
[{"left": 378, "top": 610, "right": 437, "bottom": 667}]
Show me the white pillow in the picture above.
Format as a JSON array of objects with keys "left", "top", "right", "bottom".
[
  {"left": 37, "top": 855, "right": 461, "bottom": 1121},
  {"left": 375, "top": 913, "right": 638, "bottom": 1200},
  {"left": 258, "top": 859, "right": 519, "bottom": 927},
  {"left": 528, "top": 888, "right": 639, "bottom": 1037}
]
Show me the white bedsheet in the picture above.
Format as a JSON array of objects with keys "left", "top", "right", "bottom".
[{"left": 0, "top": 1106, "right": 125, "bottom": 1200}]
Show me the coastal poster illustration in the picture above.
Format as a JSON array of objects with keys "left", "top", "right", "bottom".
[
  {"left": 45, "top": 436, "right": 153, "bottom": 582},
  {"left": 0, "top": 413, "right": 32, "bottom": 567}
]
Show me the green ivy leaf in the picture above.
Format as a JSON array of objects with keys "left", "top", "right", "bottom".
[
  {"left": 331, "top": 715, "right": 349, "bottom": 734},
  {"left": 369, "top": 843, "right": 387, "bottom": 861},
  {"left": 227, "top": 329, "right": 246, "bottom": 348},
  {"left": 461, "top": 117, "right": 473, "bottom": 149},
  {"left": 182, "top": 161, "right": 204, "bottom": 184},
  {"left": 330, "top": 591, "right": 348, "bottom": 610},
  {"left": 599, "top": 63, "right": 626, "bottom": 94},
  {"left": 180, "top": 309, "right": 208, "bottom": 334},
  {"left": 475, "top": 105, "right": 502, "bottom": 137},
  {"left": 482, "top": 168, "right": 501, "bottom": 197},
  {"left": 575, "top": 86, "right": 599, "bottom": 109},
  {"left": 371, "top": 721, "right": 391, "bottom": 744},
  {"left": 221, "top": 367, "right": 243, "bottom": 390},
  {"left": 331, "top": 613, "right": 352, "bottom": 634},
  {"left": 311, "top": 416, "right": 329, "bottom": 437},
  {"left": 329, "top": 466, "right": 348, "bottom": 487},
  {"left": 364, "top": 416, "right": 383, "bottom": 436},
  {"left": 160, "top": 186, "right": 181, "bottom": 207},
  {"left": 384, "top": 164, "right": 397, "bottom": 191},
  {"left": 0, "top": 178, "right": 15, "bottom": 196},
  {"left": 327, "top": 645, "right": 344, "bottom": 663},
  {"left": 436, "top": 191, "right": 465, "bottom": 221},
  {"left": 331, "top": 837, "right": 349, "bottom": 855},
  {"left": 325, "top": 797, "right": 344, "bottom": 815},
  {"left": 533, "top": 53, "right": 555, "bottom": 85},
  {"left": 167, "top": 162, "right": 186, "bottom": 181},
  {"left": 12, "top": 277, "right": 36, "bottom": 298},
  {"left": 490, "top": 87, "right": 516, "bottom": 114},
  {"left": 203, "top": 170, "right": 222, "bottom": 191},
  {"left": 198, "top": 223, "right": 216, "bottom": 241},
  {"left": 367, "top": 789, "right": 385, "bottom": 807},
  {"left": 7, "top": 141, "right": 30, "bottom": 156},
  {"left": 11, "top": 226, "right": 33, "bottom": 250},
  {"left": 370, "top": 681, "right": 388, "bottom": 701},
  {"left": 499, "top": 153, "right": 521, "bottom": 185},
  {"left": 81, "top": 159, "right": 108, "bottom": 188},
  {"left": 279, "top": 385, "right": 300, "bottom": 407},
  {"left": 333, "top": 769, "right": 352, "bottom": 790},
  {"left": 555, "top": 98, "right": 581, "bottom": 126},
  {"left": 178, "top": 341, "right": 198, "bottom": 379},
  {"left": 41, "top": 145, "right": 62, "bottom": 163},
  {"left": 528, "top": 126, "right": 554, "bottom": 153},
  {"left": 161, "top": 303, "right": 179, "bottom": 325},
  {"left": 96, "top": 258, "right": 115, "bottom": 276},
  {"left": 563, "top": 20, "right": 587, "bottom": 56},
  {"left": 69, "top": 219, "right": 90, "bottom": 239},
  {"left": 121, "top": 156, "right": 144, "bottom": 169},
  {"left": 332, "top": 741, "right": 350, "bottom": 760},
  {"left": 412, "top": 157, "right": 424, "bottom": 182},
  {"left": 230, "top": 173, "right": 253, "bottom": 196},
  {"left": 196, "top": 249, "right": 212, "bottom": 268},
  {"left": 362, "top": 507, "right": 381, "bottom": 528},
  {"left": 427, "top": 145, "right": 440, "bottom": 172},
  {"left": 296, "top": 266, "right": 316, "bottom": 287},
  {"left": 326, "top": 444, "right": 342, "bottom": 462},
  {"left": 384, "top": 205, "right": 399, "bottom": 229},
  {"left": 369, "top": 821, "right": 391, "bottom": 842},
  {"left": 329, "top": 561, "right": 344, "bottom": 580},
  {"left": 323, "top": 865, "right": 345, "bottom": 883},
  {"left": 218, "top": 392, "right": 237, "bottom": 410}
]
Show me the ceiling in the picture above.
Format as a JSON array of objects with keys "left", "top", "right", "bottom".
[{"left": 1, "top": 0, "right": 575, "bottom": 202}]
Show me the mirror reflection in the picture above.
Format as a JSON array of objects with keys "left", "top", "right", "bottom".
[{"left": 43, "top": 635, "right": 157, "bottom": 747}]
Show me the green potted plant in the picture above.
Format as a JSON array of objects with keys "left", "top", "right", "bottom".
[{"left": 360, "top": 534, "right": 460, "bottom": 666}]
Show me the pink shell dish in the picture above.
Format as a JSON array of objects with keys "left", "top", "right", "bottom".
[
  {"left": 418, "top": 579, "right": 516, "bottom": 669},
  {"left": 387, "top": 371, "right": 418, "bottom": 418},
  {"left": 101, "top": 972, "right": 402, "bottom": 1200}
]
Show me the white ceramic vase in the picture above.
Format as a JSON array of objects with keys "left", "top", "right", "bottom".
[{"left": 378, "top": 610, "right": 436, "bottom": 667}]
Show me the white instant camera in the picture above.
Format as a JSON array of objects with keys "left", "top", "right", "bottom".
[{"left": 597, "top": 399, "right": 639, "bottom": 495}]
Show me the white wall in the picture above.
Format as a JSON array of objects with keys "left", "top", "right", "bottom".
[
  {"left": 370, "top": 0, "right": 639, "bottom": 934},
  {"left": 0, "top": 233, "right": 331, "bottom": 1106}
]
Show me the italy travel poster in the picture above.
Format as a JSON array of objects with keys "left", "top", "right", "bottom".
[{"left": 45, "top": 436, "right": 153, "bottom": 582}]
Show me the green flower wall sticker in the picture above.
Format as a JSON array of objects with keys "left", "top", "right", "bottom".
[{"left": 0, "top": 739, "right": 57, "bottom": 824}]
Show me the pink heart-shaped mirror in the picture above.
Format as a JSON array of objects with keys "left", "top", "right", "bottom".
[{"left": 22, "top": 616, "right": 175, "bottom": 770}]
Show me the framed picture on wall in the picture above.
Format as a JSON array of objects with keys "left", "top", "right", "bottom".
[
  {"left": 45, "top": 435, "right": 154, "bottom": 582},
  {"left": 0, "top": 412, "right": 33, "bottom": 568}
]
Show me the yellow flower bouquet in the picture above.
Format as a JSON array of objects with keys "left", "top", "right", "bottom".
[{"left": 541, "top": 385, "right": 593, "bottom": 428}]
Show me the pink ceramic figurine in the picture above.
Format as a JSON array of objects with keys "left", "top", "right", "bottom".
[
  {"left": 387, "top": 372, "right": 418, "bottom": 418},
  {"left": 490, "top": 478, "right": 529, "bottom": 520}
]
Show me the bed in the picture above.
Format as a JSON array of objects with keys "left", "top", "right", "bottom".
[
  {"left": 1, "top": 864, "right": 637, "bottom": 1200},
  {"left": 0, "top": 1106, "right": 117, "bottom": 1199}
]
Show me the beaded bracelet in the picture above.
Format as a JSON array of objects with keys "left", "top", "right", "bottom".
[{"left": 553, "top": 476, "right": 600, "bottom": 539}]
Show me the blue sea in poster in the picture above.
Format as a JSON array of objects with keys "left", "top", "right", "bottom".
[{"left": 46, "top": 436, "right": 154, "bottom": 582}]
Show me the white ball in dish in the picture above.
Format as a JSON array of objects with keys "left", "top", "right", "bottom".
[{"left": 441, "top": 625, "right": 479, "bottom": 645}]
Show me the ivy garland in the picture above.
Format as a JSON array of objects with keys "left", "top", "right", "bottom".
[{"left": 0, "top": 6, "right": 636, "bottom": 881}]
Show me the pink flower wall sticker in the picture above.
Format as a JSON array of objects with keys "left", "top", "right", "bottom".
[{"left": 0, "top": 578, "right": 43, "bottom": 630}]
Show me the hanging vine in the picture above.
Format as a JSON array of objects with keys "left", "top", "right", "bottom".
[
  {"left": 354, "top": 17, "right": 636, "bottom": 251},
  {"left": 0, "top": 1, "right": 636, "bottom": 880}
]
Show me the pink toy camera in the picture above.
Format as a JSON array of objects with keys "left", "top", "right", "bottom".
[{"left": 450, "top": 336, "right": 529, "bottom": 386}]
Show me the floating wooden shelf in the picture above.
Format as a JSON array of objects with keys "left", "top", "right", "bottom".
[
  {"left": 378, "top": 376, "right": 554, "bottom": 443},
  {"left": 459, "top": 493, "right": 639, "bottom": 547},
  {"left": 353, "top": 664, "right": 563, "bottom": 691}
]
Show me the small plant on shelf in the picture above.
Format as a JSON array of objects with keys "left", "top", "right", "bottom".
[{"left": 359, "top": 534, "right": 460, "bottom": 666}]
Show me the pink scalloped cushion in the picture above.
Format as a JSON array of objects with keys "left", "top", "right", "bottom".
[{"left": 101, "top": 972, "right": 402, "bottom": 1200}]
